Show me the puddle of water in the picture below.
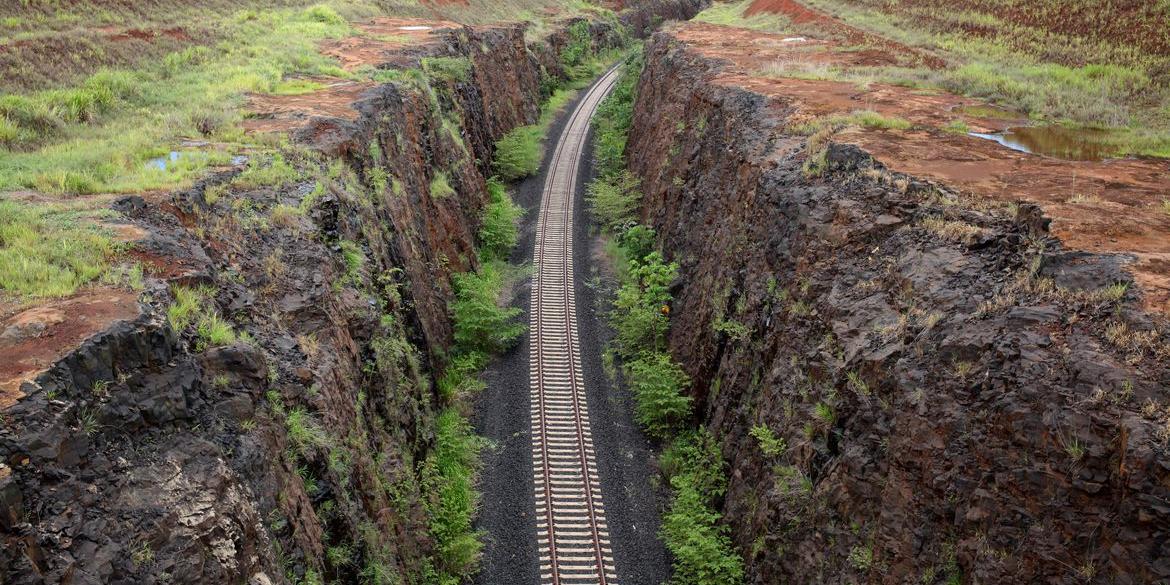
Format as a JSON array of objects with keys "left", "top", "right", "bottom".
[
  {"left": 968, "top": 126, "right": 1126, "bottom": 161},
  {"left": 398, "top": 25, "right": 432, "bottom": 31},
  {"left": 781, "top": 37, "right": 808, "bottom": 43},
  {"left": 146, "top": 151, "right": 182, "bottom": 171}
]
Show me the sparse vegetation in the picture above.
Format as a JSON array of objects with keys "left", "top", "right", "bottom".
[{"left": 750, "top": 425, "right": 787, "bottom": 457}]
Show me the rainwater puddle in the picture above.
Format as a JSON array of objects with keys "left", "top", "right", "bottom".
[
  {"left": 398, "top": 26, "right": 432, "bottom": 31},
  {"left": 968, "top": 126, "right": 1126, "bottom": 161},
  {"left": 144, "top": 151, "right": 249, "bottom": 171}
]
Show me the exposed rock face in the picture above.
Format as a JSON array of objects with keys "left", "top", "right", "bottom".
[
  {"left": 628, "top": 31, "right": 1170, "bottom": 584},
  {"left": 0, "top": 3, "right": 706, "bottom": 583}
]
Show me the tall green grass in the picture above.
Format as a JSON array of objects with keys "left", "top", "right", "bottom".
[
  {"left": 0, "top": 199, "right": 117, "bottom": 298},
  {"left": 0, "top": 4, "right": 354, "bottom": 195}
]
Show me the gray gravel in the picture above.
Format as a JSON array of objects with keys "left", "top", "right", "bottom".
[{"left": 472, "top": 72, "right": 672, "bottom": 585}]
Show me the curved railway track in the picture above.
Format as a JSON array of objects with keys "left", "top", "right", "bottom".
[{"left": 529, "top": 65, "right": 623, "bottom": 585}]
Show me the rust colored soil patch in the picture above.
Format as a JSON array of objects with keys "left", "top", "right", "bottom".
[
  {"left": 0, "top": 290, "right": 140, "bottom": 409},
  {"left": 321, "top": 17, "right": 460, "bottom": 71},
  {"left": 672, "top": 19, "right": 1170, "bottom": 314},
  {"left": 242, "top": 80, "right": 377, "bottom": 134},
  {"left": 745, "top": 0, "right": 944, "bottom": 68}
]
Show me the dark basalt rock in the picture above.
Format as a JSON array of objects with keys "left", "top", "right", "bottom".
[{"left": 627, "top": 30, "right": 1170, "bottom": 585}]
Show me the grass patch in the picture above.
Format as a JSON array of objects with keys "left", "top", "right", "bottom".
[
  {"left": 0, "top": 198, "right": 118, "bottom": 299},
  {"left": 0, "top": 3, "right": 355, "bottom": 195},
  {"left": 430, "top": 171, "right": 456, "bottom": 198},
  {"left": 694, "top": 0, "right": 790, "bottom": 32}
]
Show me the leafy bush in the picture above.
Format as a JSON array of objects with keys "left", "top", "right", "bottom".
[
  {"left": 626, "top": 352, "right": 692, "bottom": 437},
  {"left": 586, "top": 169, "right": 641, "bottom": 231},
  {"left": 610, "top": 251, "right": 677, "bottom": 356},
  {"left": 451, "top": 262, "right": 524, "bottom": 355},
  {"left": 493, "top": 124, "right": 542, "bottom": 181},
  {"left": 423, "top": 409, "right": 486, "bottom": 583},
  {"left": 478, "top": 178, "right": 523, "bottom": 261},
  {"left": 592, "top": 49, "right": 643, "bottom": 179},
  {"left": 659, "top": 430, "right": 744, "bottom": 585}
]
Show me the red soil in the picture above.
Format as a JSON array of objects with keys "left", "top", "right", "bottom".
[
  {"left": 671, "top": 20, "right": 1170, "bottom": 314},
  {"left": 745, "top": 0, "right": 945, "bottom": 68},
  {"left": 0, "top": 290, "right": 140, "bottom": 409}
]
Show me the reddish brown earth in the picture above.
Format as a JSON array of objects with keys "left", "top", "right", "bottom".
[
  {"left": 671, "top": 20, "right": 1170, "bottom": 315},
  {"left": 745, "top": 0, "right": 943, "bottom": 67},
  {"left": 0, "top": 291, "right": 140, "bottom": 409}
]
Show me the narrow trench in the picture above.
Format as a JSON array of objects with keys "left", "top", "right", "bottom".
[{"left": 472, "top": 70, "right": 672, "bottom": 585}]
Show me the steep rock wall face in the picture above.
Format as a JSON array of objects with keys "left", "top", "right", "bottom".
[
  {"left": 628, "top": 33, "right": 1170, "bottom": 584},
  {"left": 0, "top": 3, "right": 707, "bottom": 583}
]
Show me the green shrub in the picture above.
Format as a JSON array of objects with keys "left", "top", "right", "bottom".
[
  {"left": 659, "top": 430, "right": 744, "bottom": 585},
  {"left": 451, "top": 262, "right": 525, "bottom": 354},
  {"left": 749, "top": 425, "right": 786, "bottom": 457},
  {"left": 478, "top": 178, "right": 523, "bottom": 261},
  {"left": 592, "top": 49, "right": 643, "bottom": 179},
  {"left": 493, "top": 124, "right": 542, "bottom": 181},
  {"left": 619, "top": 224, "right": 657, "bottom": 263},
  {"left": 303, "top": 4, "right": 346, "bottom": 26},
  {"left": 423, "top": 408, "right": 485, "bottom": 582},
  {"left": 586, "top": 169, "right": 641, "bottom": 231},
  {"left": 610, "top": 251, "right": 677, "bottom": 356},
  {"left": 626, "top": 352, "right": 692, "bottom": 437}
]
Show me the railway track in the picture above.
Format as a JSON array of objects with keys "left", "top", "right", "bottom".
[{"left": 529, "top": 65, "right": 623, "bottom": 585}]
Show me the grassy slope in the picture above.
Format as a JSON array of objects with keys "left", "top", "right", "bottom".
[
  {"left": 697, "top": 0, "right": 1170, "bottom": 156},
  {"left": 0, "top": 0, "right": 611, "bottom": 303}
]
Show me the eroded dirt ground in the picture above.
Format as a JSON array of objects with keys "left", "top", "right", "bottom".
[{"left": 671, "top": 9, "right": 1170, "bottom": 314}]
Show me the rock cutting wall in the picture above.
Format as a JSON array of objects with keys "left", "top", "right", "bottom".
[
  {"left": 627, "top": 31, "right": 1170, "bottom": 585},
  {"left": 0, "top": 3, "right": 707, "bottom": 583}
]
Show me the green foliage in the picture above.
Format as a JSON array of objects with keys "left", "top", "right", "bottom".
[
  {"left": 478, "top": 178, "right": 523, "bottom": 261},
  {"left": 430, "top": 171, "right": 456, "bottom": 198},
  {"left": 694, "top": 0, "right": 790, "bottom": 31},
  {"left": 285, "top": 407, "right": 331, "bottom": 456},
  {"left": 625, "top": 352, "right": 693, "bottom": 437},
  {"left": 0, "top": 199, "right": 117, "bottom": 298},
  {"left": 303, "top": 4, "right": 346, "bottom": 26},
  {"left": 559, "top": 20, "right": 594, "bottom": 79},
  {"left": 749, "top": 425, "right": 786, "bottom": 457},
  {"left": 610, "top": 251, "right": 678, "bottom": 356},
  {"left": 586, "top": 169, "right": 641, "bottom": 231},
  {"left": 451, "top": 262, "right": 525, "bottom": 355},
  {"left": 422, "top": 57, "right": 472, "bottom": 83},
  {"left": 233, "top": 154, "right": 302, "bottom": 190},
  {"left": 492, "top": 124, "right": 543, "bottom": 181},
  {"left": 167, "top": 285, "right": 210, "bottom": 331},
  {"left": 592, "top": 49, "right": 641, "bottom": 179},
  {"left": 659, "top": 430, "right": 745, "bottom": 585},
  {"left": 195, "top": 312, "right": 238, "bottom": 350},
  {"left": 422, "top": 409, "right": 486, "bottom": 584},
  {"left": 492, "top": 88, "right": 580, "bottom": 181}
]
